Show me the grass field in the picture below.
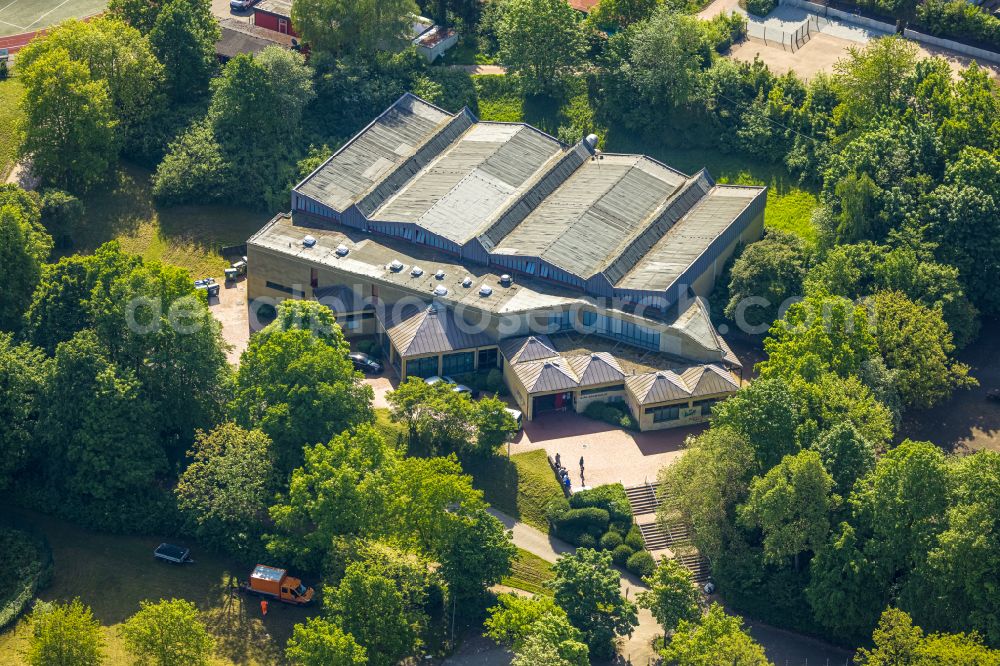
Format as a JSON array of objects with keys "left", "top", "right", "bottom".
[
  {"left": 0, "top": 76, "right": 24, "bottom": 181},
  {"left": 0, "top": 508, "right": 314, "bottom": 665},
  {"left": 501, "top": 548, "right": 554, "bottom": 596},
  {"left": 465, "top": 449, "right": 565, "bottom": 532},
  {"left": 69, "top": 163, "right": 272, "bottom": 279},
  {"left": 0, "top": 0, "right": 107, "bottom": 38}
]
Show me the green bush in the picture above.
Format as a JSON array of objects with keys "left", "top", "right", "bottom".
[
  {"left": 612, "top": 544, "right": 634, "bottom": 567},
  {"left": 570, "top": 484, "right": 633, "bottom": 528},
  {"left": 583, "top": 400, "right": 638, "bottom": 430},
  {"left": 916, "top": 0, "right": 1000, "bottom": 49},
  {"left": 0, "top": 61, "right": 7, "bottom": 81},
  {"left": 600, "top": 531, "right": 623, "bottom": 551},
  {"left": 0, "top": 528, "right": 52, "bottom": 631},
  {"left": 626, "top": 550, "right": 656, "bottom": 578},
  {"left": 578, "top": 534, "right": 598, "bottom": 549},
  {"left": 740, "top": 0, "right": 776, "bottom": 16},
  {"left": 554, "top": 507, "right": 611, "bottom": 544},
  {"left": 625, "top": 525, "right": 645, "bottom": 551},
  {"left": 485, "top": 368, "right": 505, "bottom": 395},
  {"left": 706, "top": 12, "right": 748, "bottom": 53},
  {"left": 545, "top": 497, "right": 571, "bottom": 525}
]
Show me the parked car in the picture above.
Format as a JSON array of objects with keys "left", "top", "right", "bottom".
[
  {"left": 425, "top": 375, "right": 480, "bottom": 398},
  {"left": 230, "top": 0, "right": 254, "bottom": 10},
  {"left": 194, "top": 277, "right": 219, "bottom": 298},
  {"left": 349, "top": 352, "right": 382, "bottom": 374},
  {"left": 153, "top": 543, "right": 193, "bottom": 565},
  {"left": 505, "top": 407, "right": 523, "bottom": 431}
]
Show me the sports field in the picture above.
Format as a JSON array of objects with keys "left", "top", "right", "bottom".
[{"left": 0, "top": 0, "right": 106, "bottom": 39}]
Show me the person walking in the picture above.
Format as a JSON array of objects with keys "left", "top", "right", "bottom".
[{"left": 260, "top": 599, "right": 268, "bottom": 617}]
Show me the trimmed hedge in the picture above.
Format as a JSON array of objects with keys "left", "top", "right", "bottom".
[
  {"left": 0, "top": 528, "right": 52, "bottom": 631},
  {"left": 626, "top": 550, "right": 656, "bottom": 578},
  {"left": 553, "top": 507, "right": 611, "bottom": 544},
  {"left": 612, "top": 544, "right": 635, "bottom": 566},
  {"left": 570, "top": 484, "right": 633, "bottom": 528},
  {"left": 600, "top": 531, "right": 623, "bottom": 551},
  {"left": 625, "top": 525, "right": 645, "bottom": 551}
]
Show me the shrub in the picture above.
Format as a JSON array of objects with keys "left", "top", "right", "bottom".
[
  {"left": 583, "top": 401, "right": 638, "bottom": 430},
  {"left": 706, "top": 12, "right": 748, "bottom": 52},
  {"left": 485, "top": 368, "right": 505, "bottom": 395},
  {"left": 554, "top": 507, "right": 611, "bottom": 544},
  {"left": 612, "top": 544, "right": 634, "bottom": 567},
  {"left": 570, "top": 484, "right": 633, "bottom": 527},
  {"left": 578, "top": 533, "right": 598, "bottom": 549},
  {"left": 0, "top": 61, "right": 7, "bottom": 81},
  {"left": 625, "top": 525, "right": 645, "bottom": 551},
  {"left": 600, "top": 531, "right": 623, "bottom": 551},
  {"left": 545, "top": 497, "right": 571, "bottom": 525},
  {"left": 626, "top": 550, "right": 656, "bottom": 578},
  {"left": 740, "top": 0, "right": 776, "bottom": 16},
  {"left": 916, "top": 0, "right": 1000, "bottom": 49},
  {"left": 0, "top": 528, "right": 52, "bottom": 631}
]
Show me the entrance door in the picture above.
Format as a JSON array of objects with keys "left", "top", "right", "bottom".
[{"left": 278, "top": 18, "right": 288, "bottom": 33}]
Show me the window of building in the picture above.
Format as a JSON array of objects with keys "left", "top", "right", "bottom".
[
  {"left": 645, "top": 404, "right": 682, "bottom": 423},
  {"left": 310, "top": 268, "right": 318, "bottom": 289},
  {"left": 478, "top": 347, "right": 498, "bottom": 369},
  {"left": 406, "top": 356, "right": 438, "bottom": 379},
  {"left": 581, "top": 312, "right": 660, "bottom": 351},
  {"left": 442, "top": 351, "right": 475, "bottom": 376},
  {"left": 693, "top": 398, "right": 720, "bottom": 416},
  {"left": 580, "top": 384, "right": 625, "bottom": 396},
  {"left": 266, "top": 281, "right": 304, "bottom": 297}
]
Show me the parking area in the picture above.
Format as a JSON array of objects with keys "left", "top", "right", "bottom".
[{"left": 207, "top": 278, "right": 250, "bottom": 364}]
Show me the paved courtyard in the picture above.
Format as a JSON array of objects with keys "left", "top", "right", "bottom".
[
  {"left": 209, "top": 278, "right": 250, "bottom": 364},
  {"left": 511, "top": 411, "right": 703, "bottom": 490}
]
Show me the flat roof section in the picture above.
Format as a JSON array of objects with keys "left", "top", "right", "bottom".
[
  {"left": 371, "top": 123, "right": 565, "bottom": 245},
  {"left": 295, "top": 94, "right": 453, "bottom": 213},
  {"left": 615, "top": 185, "right": 763, "bottom": 291}
]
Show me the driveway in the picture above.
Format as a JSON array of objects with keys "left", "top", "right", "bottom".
[
  {"left": 510, "top": 411, "right": 700, "bottom": 490},
  {"left": 209, "top": 278, "right": 249, "bottom": 364}
]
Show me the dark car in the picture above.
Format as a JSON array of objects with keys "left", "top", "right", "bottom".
[{"left": 349, "top": 352, "right": 382, "bottom": 374}]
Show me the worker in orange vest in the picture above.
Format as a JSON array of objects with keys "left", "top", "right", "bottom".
[{"left": 260, "top": 599, "right": 268, "bottom": 616}]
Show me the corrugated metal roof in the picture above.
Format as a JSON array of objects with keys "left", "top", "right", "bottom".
[
  {"left": 493, "top": 155, "right": 687, "bottom": 276},
  {"left": 295, "top": 94, "right": 454, "bottom": 213},
  {"left": 625, "top": 364, "right": 739, "bottom": 405},
  {"left": 614, "top": 185, "right": 764, "bottom": 291},
  {"left": 370, "top": 123, "right": 564, "bottom": 244},
  {"left": 381, "top": 303, "right": 496, "bottom": 357},
  {"left": 499, "top": 335, "right": 559, "bottom": 364}
]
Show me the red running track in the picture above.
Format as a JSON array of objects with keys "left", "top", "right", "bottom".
[{"left": 0, "top": 13, "right": 101, "bottom": 54}]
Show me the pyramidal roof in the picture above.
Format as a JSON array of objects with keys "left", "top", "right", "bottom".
[
  {"left": 383, "top": 304, "right": 496, "bottom": 356},
  {"left": 499, "top": 334, "right": 559, "bottom": 364},
  {"left": 625, "top": 364, "right": 739, "bottom": 405},
  {"left": 567, "top": 352, "right": 625, "bottom": 386}
]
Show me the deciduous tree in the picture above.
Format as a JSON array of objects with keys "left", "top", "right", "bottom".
[
  {"left": 292, "top": 0, "right": 419, "bottom": 56},
  {"left": 660, "top": 603, "right": 771, "bottom": 665},
  {"left": 26, "top": 600, "right": 104, "bottom": 666},
  {"left": 498, "top": 0, "right": 585, "bottom": 93},
  {"left": 637, "top": 558, "right": 702, "bottom": 634},
  {"left": 149, "top": 0, "right": 219, "bottom": 101},
  {"left": 286, "top": 617, "right": 368, "bottom": 666},
  {"left": 0, "top": 186, "right": 51, "bottom": 328},
  {"left": 120, "top": 599, "right": 214, "bottom": 666},
  {"left": 725, "top": 231, "right": 809, "bottom": 330}
]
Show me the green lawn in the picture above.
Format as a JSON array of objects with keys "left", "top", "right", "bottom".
[
  {"left": 0, "top": 507, "right": 313, "bottom": 665},
  {"left": 501, "top": 548, "right": 554, "bottom": 596},
  {"left": 68, "top": 163, "right": 272, "bottom": 279},
  {"left": 464, "top": 449, "right": 565, "bottom": 532},
  {"left": 374, "top": 407, "right": 408, "bottom": 448},
  {"left": 0, "top": 76, "right": 24, "bottom": 182}
]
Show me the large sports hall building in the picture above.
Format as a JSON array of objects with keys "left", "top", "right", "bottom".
[{"left": 246, "top": 94, "right": 766, "bottom": 430}]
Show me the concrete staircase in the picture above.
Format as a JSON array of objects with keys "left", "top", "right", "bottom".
[{"left": 624, "top": 482, "right": 711, "bottom": 583}]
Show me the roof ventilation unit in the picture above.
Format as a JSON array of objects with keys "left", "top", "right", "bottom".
[
  {"left": 584, "top": 134, "right": 599, "bottom": 150},
  {"left": 500, "top": 274, "right": 513, "bottom": 287},
  {"left": 411, "top": 266, "right": 424, "bottom": 277},
  {"left": 335, "top": 244, "right": 349, "bottom": 256},
  {"left": 433, "top": 285, "right": 448, "bottom": 296},
  {"left": 302, "top": 235, "right": 317, "bottom": 248},
  {"left": 389, "top": 259, "right": 404, "bottom": 272},
  {"left": 435, "top": 269, "right": 445, "bottom": 279},
  {"left": 462, "top": 276, "right": 473, "bottom": 288},
  {"left": 479, "top": 285, "right": 493, "bottom": 297}
]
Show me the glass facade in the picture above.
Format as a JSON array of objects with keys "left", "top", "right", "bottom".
[
  {"left": 478, "top": 347, "right": 498, "bottom": 369},
  {"left": 581, "top": 312, "right": 661, "bottom": 351},
  {"left": 406, "top": 356, "right": 438, "bottom": 378},
  {"left": 442, "top": 351, "right": 475, "bottom": 375},
  {"left": 693, "top": 397, "right": 720, "bottom": 416},
  {"left": 580, "top": 384, "right": 626, "bottom": 396}
]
